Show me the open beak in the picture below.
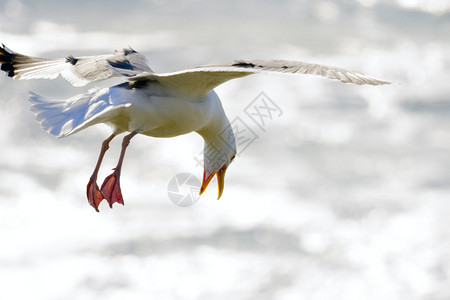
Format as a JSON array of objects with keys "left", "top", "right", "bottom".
[{"left": 199, "top": 164, "right": 227, "bottom": 199}]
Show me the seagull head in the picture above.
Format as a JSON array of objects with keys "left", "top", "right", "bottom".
[{"left": 198, "top": 117, "right": 237, "bottom": 199}]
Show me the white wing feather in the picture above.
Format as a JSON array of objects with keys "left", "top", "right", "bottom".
[{"left": 130, "top": 59, "right": 391, "bottom": 97}]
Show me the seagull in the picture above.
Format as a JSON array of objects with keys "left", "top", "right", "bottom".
[{"left": 0, "top": 44, "right": 391, "bottom": 211}]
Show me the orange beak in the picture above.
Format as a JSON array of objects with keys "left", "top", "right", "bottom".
[{"left": 199, "top": 164, "right": 227, "bottom": 199}]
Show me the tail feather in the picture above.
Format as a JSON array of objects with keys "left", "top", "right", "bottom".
[
  {"left": 29, "top": 92, "right": 93, "bottom": 137},
  {"left": 28, "top": 87, "right": 129, "bottom": 138}
]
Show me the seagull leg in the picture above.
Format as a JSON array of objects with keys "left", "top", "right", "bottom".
[
  {"left": 87, "top": 133, "right": 116, "bottom": 212},
  {"left": 101, "top": 131, "right": 138, "bottom": 208}
]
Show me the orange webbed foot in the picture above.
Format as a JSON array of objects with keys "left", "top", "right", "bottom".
[
  {"left": 101, "top": 171, "right": 124, "bottom": 208},
  {"left": 87, "top": 179, "right": 104, "bottom": 212}
]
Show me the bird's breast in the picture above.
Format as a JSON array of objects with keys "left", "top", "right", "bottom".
[{"left": 114, "top": 90, "right": 217, "bottom": 138}]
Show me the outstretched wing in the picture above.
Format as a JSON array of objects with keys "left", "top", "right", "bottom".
[
  {"left": 0, "top": 44, "right": 152, "bottom": 87},
  {"left": 131, "top": 59, "right": 391, "bottom": 97}
]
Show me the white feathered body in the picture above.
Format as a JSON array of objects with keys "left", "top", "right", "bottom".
[{"left": 110, "top": 84, "right": 225, "bottom": 138}]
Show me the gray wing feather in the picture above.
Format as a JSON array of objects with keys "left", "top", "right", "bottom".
[
  {"left": 131, "top": 59, "right": 391, "bottom": 98},
  {"left": 0, "top": 44, "right": 152, "bottom": 87},
  {"left": 200, "top": 59, "right": 391, "bottom": 85},
  {"left": 106, "top": 48, "right": 153, "bottom": 77}
]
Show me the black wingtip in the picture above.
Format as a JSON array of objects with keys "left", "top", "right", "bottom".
[
  {"left": 0, "top": 44, "right": 16, "bottom": 77},
  {"left": 123, "top": 47, "right": 137, "bottom": 56},
  {"left": 231, "top": 61, "right": 256, "bottom": 68},
  {"left": 65, "top": 55, "right": 78, "bottom": 65}
]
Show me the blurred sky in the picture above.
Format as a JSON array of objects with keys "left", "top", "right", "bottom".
[{"left": 0, "top": 1, "right": 449, "bottom": 300}]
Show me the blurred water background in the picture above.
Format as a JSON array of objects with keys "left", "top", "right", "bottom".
[{"left": 0, "top": 0, "right": 449, "bottom": 299}]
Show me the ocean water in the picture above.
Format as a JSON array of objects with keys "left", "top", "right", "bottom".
[{"left": 0, "top": 1, "right": 449, "bottom": 299}]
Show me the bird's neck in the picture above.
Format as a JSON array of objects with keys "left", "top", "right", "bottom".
[
  {"left": 197, "top": 113, "right": 236, "bottom": 173},
  {"left": 196, "top": 92, "right": 233, "bottom": 146}
]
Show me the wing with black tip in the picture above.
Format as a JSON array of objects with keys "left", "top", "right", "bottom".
[
  {"left": 130, "top": 59, "right": 392, "bottom": 97},
  {"left": 0, "top": 44, "right": 152, "bottom": 87}
]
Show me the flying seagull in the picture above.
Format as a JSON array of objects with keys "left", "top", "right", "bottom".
[{"left": 0, "top": 44, "right": 391, "bottom": 211}]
